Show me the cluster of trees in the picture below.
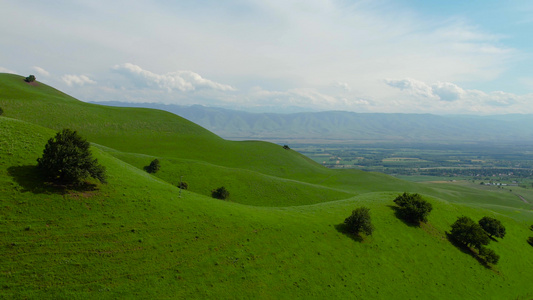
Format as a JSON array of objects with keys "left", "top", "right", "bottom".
[
  {"left": 449, "top": 216, "right": 505, "bottom": 265},
  {"left": 343, "top": 192, "right": 509, "bottom": 267},
  {"left": 393, "top": 192, "right": 432, "bottom": 224},
  {"left": 37, "top": 129, "right": 106, "bottom": 185}
]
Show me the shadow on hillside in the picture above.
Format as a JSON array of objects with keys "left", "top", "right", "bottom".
[
  {"left": 334, "top": 223, "right": 364, "bottom": 242},
  {"left": 387, "top": 205, "right": 420, "bottom": 228},
  {"left": 7, "top": 165, "right": 97, "bottom": 194},
  {"left": 445, "top": 232, "right": 491, "bottom": 270}
]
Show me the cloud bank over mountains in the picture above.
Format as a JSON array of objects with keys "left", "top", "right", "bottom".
[{"left": 2, "top": 0, "right": 533, "bottom": 114}]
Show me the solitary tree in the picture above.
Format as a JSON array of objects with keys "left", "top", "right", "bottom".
[
  {"left": 212, "top": 186, "right": 229, "bottom": 200},
  {"left": 24, "top": 75, "right": 36, "bottom": 83},
  {"left": 0, "top": 107, "right": 3, "bottom": 116},
  {"left": 344, "top": 206, "right": 374, "bottom": 236},
  {"left": 37, "top": 129, "right": 106, "bottom": 185},
  {"left": 283, "top": 145, "right": 291, "bottom": 150},
  {"left": 393, "top": 192, "right": 433, "bottom": 224},
  {"left": 177, "top": 181, "right": 188, "bottom": 190},
  {"left": 478, "top": 216, "right": 506, "bottom": 239},
  {"left": 145, "top": 159, "right": 161, "bottom": 174},
  {"left": 450, "top": 216, "right": 490, "bottom": 249}
]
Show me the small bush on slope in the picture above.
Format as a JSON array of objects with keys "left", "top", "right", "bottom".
[
  {"left": 212, "top": 186, "right": 229, "bottom": 200},
  {"left": 145, "top": 159, "right": 161, "bottom": 174},
  {"left": 343, "top": 206, "right": 374, "bottom": 236}
]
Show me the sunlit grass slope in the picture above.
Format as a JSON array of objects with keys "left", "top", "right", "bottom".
[
  {"left": 0, "top": 73, "right": 328, "bottom": 180},
  {"left": 1, "top": 74, "right": 533, "bottom": 298},
  {"left": 2, "top": 73, "right": 530, "bottom": 211},
  {"left": 1, "top": 117, "right": 533, "bottom": 299}
]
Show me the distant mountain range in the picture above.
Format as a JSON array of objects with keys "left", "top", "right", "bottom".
[{"left": 91, "top": 101, "right": 533, "bottom": 144}]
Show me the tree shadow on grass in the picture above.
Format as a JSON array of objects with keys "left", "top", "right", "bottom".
[
  {"left": 7, "top": 165, "right": 97, "bottom": 195},
  {"left": 334, "top": 223, "right": 364, "bottom": 242},
  {"left": 386, "top": 205, "right": 420, "bottom": 228},
  {"left": 445, "top": 232, "right": 491, "bottom": 270}
]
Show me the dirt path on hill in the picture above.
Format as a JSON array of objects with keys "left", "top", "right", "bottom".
[{"left": 516, "top": 194, "right": 528, "bottom": 204}]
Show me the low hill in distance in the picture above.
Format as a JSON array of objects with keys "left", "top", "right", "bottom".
[
  {"left": 91, "top": 101, "right": 533, "bottom": 144},
  {"left": 1, "top": 73, "right": 533, "bottom": 299}
]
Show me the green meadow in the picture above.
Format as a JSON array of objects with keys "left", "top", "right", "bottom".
[{"left": 1, "top": 73, "right": 532, "bottom": 299}]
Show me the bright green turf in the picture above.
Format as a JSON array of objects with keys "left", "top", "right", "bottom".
[{"left": 1, "top": 74, "right": 533, "bottom": 299}]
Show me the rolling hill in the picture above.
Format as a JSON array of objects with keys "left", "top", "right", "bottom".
[{"left": 1, "top": 73, "right": 532, "bottom": 299}]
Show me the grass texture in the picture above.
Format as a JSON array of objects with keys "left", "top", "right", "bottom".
[{"left": 1, "top": 73, "right": 532, "bottom": 299}]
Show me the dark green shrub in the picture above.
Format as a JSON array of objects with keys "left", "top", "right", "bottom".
[
  {"left": 528, "top": 237, "right": 533, "bottom": 247},
  {"left": 145, "top": 159, "right": 161, "bottom": 174},
  {"left": 177, "top": 181, "right": 188, "bottom": 190},
  {"left": 450, "top": 216, "right": 490, "bottom": 249},
  {"left": 478, "top": 216, "right": 506, "bottom": 239},
  {"left": 344, "top": 206, "right": 374, "bottom": 236},
  {"left": 283, "top": 145, "right": 290, "bottom": 150},
  {"left": 479, "top": 247, "right": 499, "bottom": 264},
  {"left": 24, "top": 75, "right": 36, "bottom": 82},
  {"left": 212, "top": 186, "right": 229, "bottom": 200},
  {"left": 37, "top": 129, "right": 106, "bottom": 184},
  {"left": 0, "top": 107, "right": 3, "bottom": 116},
  {"left": 393, "top": 192, "right": 433, "bottom": 224}
]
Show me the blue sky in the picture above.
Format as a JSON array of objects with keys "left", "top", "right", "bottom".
[{"left": 1, "top": 0, "right": 533, "bottom": 114}]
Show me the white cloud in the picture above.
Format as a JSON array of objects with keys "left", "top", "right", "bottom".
[
  {"left": 431, "top": 82, "right": 465, "bottom": 102},
  {"left": 112, "top": 63, "right": 236, "bottom": 92},
  {"left": 32, "top": 66, "right": 50, "bottom": 77},
  {"left": 383, "top": 77, "right": 532, "bottom": 114},
  {"left": 61, "top": 74, "right": 96, "bottom": 86},
  {"left": 0, "top": 67, "right": 15, "bottom": 74},
  {"left": 384, "top": 78, "right": 436, "bottom": 99}
]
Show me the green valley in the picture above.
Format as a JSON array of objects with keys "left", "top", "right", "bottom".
[{"left": 1, "top": 73, "right": 532, "bottom": 299}]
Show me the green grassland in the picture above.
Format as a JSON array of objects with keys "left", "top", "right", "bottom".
[{"left": 1, "top": 73, "right": 533, "bottom": 299}]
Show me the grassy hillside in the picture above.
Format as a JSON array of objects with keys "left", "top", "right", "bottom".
[
  {"left": 0, "top": 74, "right": 327, "bottom": 180},
  {"left": 1, "top": 74, "right": 533, "bottom": 298}
]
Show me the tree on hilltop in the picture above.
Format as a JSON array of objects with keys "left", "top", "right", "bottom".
[
  {"left": 37, "top": 129, "right": 106, "bottom": 185},
  {"left": 344, "top": 206, "right": 374, "bottom": 236},
  {"left": 478, "top": 216, "right": 506, "bottom": 239},
  {"left": 24, "top": 75, "right": 36, "bottom": 83},
  {"left": 393, "top": 192, "right": 433, "bottom": 224}
]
